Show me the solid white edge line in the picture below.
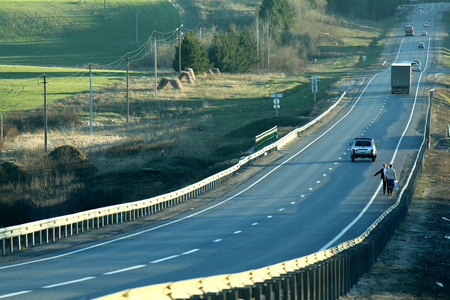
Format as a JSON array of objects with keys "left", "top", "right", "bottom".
[
  {"left": 103, "top": 265, "right": 146, "bottom": 275},
  {"left": 0, "top": 291, "right": 32, "bottom": 299},
  {"left": 42, "top": 277, "right": 95, "bottom": 289}
]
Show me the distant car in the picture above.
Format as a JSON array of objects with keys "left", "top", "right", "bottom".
[
  {"left": 419, "top": 9, "right": 425, "bottom": 13},
  {"left": 412, "top": 62, "right": 421, "bottom": 72},
  {"left": 424, "top": 22, "right": 429, "bottom": 27},
  {"left": 418, "top": 42, "right": 425, "bottom": 48},
  {"left": 413, "top": 59, "right": 421, "bottom": 67},
  {"left": 421, "top": 31, "right": 428, "bottom": 36},
  {"left": 350, "top": 138, "right": 377, "bottom": 162}
]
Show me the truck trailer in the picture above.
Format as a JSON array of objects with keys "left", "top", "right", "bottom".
[
  {"left": 391, "top": 63, "right": 412, "bottom": 94},
  {"left": 404, "top": 24, "right": 414, "bottom": 36}
]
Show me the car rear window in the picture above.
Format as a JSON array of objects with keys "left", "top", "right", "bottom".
[{"left": 355, "top": 141, "right": 371, "bottom": 147}]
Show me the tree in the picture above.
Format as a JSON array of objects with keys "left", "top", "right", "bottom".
[
  {"left": 326, "top": 0, "right": 405, "bottom": 21},
  {"left": 238, "top": 27, "right": 258, "bottom": 72},
  {"left": 258, "top": 0, "right": 294, "bottom": 45},
  {"left": 208, "top": 26, "right": 257, "bottom": 73},
  {"left": 172, "top": 31, "right": 212, "bottom": 74}
]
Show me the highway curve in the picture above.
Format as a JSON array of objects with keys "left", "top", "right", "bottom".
[{"left": 0, "top": 3, "right": 446, "bottom": 299}]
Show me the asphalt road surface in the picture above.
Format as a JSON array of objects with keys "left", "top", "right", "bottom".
[{"left": 0, "top": 3, "right": 446, "bottom": 300}]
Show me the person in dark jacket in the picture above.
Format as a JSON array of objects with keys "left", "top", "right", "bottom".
[
  {"left": 373, "top": 163, "right": 388, "bottom": 194},
  {"left": 386, "top": 163, "right": 397, "bottom": 195}
]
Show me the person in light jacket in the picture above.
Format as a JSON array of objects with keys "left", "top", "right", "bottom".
[
  {"left": 386, "top": 163, "right": 397, "bottom": 195},
  {"left": 373, "top": 163, "right": 388, "bottom": 194}
]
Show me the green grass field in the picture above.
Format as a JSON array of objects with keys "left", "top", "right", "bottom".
[
  {"left": 0, "top": 64, "right": 129, "bottom": 111},
  {"left": 0, "top": 0, "right": 180, "bottom": 67}
]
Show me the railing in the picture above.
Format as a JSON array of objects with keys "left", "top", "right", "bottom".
[
  {"left": 94, "top": 85, "right": 433, "bottom": 300},
  {"left": 255, "top": 126, "right": 278, "bottom": 150},
  {"left": 0, "top": 92, "right": 346, "bottom": 256}
]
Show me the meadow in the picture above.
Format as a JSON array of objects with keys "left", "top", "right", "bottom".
[{"left": 0, "top": 0, "right": 179, "bottom": 66}]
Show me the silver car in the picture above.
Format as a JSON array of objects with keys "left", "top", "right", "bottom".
[
  {"left": 350, "top": 138, "right": 377, "bottom": 162},
  {"left": 412, "top": 62, "right": 421, "bottom": 72}
]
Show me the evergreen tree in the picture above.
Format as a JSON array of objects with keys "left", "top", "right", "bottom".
[
  {"left": 208, "top": 27, "right": 238, "bottom": 73},
  {"left": 208, "top": 26, "right": 257, "bottom": 74},
  {"left": 258, "top": 0, "right": 294, "bottom": 45},
  {"left": 223, "top": 26, "right": 242, "bottom": 73},
  {"left": 238, "top": 27, "right": 258, "bottom": 72},
  {"left": 172, "top": 31, "right": 212, "bottom": 74}
]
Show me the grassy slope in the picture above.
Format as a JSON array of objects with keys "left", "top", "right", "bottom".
[
  {"left": 0, "top": 0, "right": 181, "bottom": 112},
  {"left": 0, "top": 0, "right": 179, "bottom": 66}
]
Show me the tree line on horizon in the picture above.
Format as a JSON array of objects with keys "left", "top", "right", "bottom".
[
  {"left": 171, "top": 0, "right": 408, "bottom": 75},
  {"left": 326, "top": 0, "right": 409, "bottom": 21}
]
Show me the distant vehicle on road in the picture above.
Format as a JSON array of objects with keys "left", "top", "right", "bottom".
[
  {"left": 424, "top": 22, "right": 430, "bottom": 27},
  {"left": 412, "top": 62, "right": 421, "bottom": 72},
  {"left": 404, "top": 24, "right": 414, "bottom": 36},
  {"left": 350, "top": 138, "right": 377, "bottom": 162},
  {"left": 419, "top": 8, "right": 425, "bottom": 13},
  {"left": 391, "top": 62, "right": 412, "bottom": 94},
  {"left": 421, "top": 31, "right": 428, "bottom": 36},
  {"left": 418, "top": 42, "right": 425, "bottom": 48}
]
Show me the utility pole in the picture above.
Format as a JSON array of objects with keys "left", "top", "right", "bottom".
[
  {"left": 89, "top": 64, "right": 93, "bottom": 135},
  {"left": 136, "top": 12, "right": 139, "bottom": 43},
  {"left": 43, "top": 74, "right": 48, "bottom": 153},
  {"left": 256, "top": 16, "right": 259, "bottom": 65},
  {"left": 126, "top": 54, "right": 129, "bottom": 123},
  {"left": 1, "top": 111, "right": 3, "bottom": 142},
  {"left": 154, "top": 36, "right": 157, "bottom": 95},
  {"left": 178, "top": 24, "right": 183, "bottom": 73}
]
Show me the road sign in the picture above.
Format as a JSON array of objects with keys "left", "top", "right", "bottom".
[
  {"left": 311, "top": 76, "right": 318, "bottom": 93},
  {"left": 270, "top": 94, "right": 282, "bottom": 116},
  {"left": 270, "top": 93, "right": 283, "bottom": 98}
]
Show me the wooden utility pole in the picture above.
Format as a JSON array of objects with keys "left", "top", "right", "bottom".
[
  {"left": 43, "top": 74, "right": 48, "bottom": 153},
  {"left": 1, "top": 111, "right": 3, "bottom": 142},
  {"left": 126, "top": 54, "right": 129, "bottom": 123},
  {"left": 89, "top": 64, "right": 93, "bottom": 135},
  {"left": 154, "top": 36, "right": 157, "bottom": 95},
  {"left": 178, "top": 25, "right": 182, "bottom": 73}
]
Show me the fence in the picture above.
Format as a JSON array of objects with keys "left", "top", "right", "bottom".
[{"left": 255, "top": 126, "right": 278, "bottom": 150}]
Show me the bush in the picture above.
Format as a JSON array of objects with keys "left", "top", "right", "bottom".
[
  {"left": 46, "top": 145, "right": 97, "bottom": 177},
  {"left": 0, "top": 161, "right": 30, "bottom": 183},
  {"left": 2, "top": 110, "right": 80, "bottom": 134}
]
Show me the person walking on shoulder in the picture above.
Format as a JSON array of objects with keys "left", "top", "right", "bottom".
[
  {"left": 386, "top": 163, "right": 397, "bottom": 195},
  {"left": 373, "top": 163, "right": 388, "bottom": 194}
]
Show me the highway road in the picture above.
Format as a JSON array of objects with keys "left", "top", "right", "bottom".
[{"left": 0, "top": 3, "right": 447, "bottom": 299}]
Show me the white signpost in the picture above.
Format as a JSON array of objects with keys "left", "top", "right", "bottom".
[
  {"left": 270, "top": 93, "right": 282, "bottom": 116},
  {"left": 311, "top": 76, "right": 318, "bottom": 106}
]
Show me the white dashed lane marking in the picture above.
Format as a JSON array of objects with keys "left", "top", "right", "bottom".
[
  {"left": 103, "top": 265, "right": 146, "bottom": 275},
  {"left": 42, "top": 277, "right": 95, "bottom": 289}
]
